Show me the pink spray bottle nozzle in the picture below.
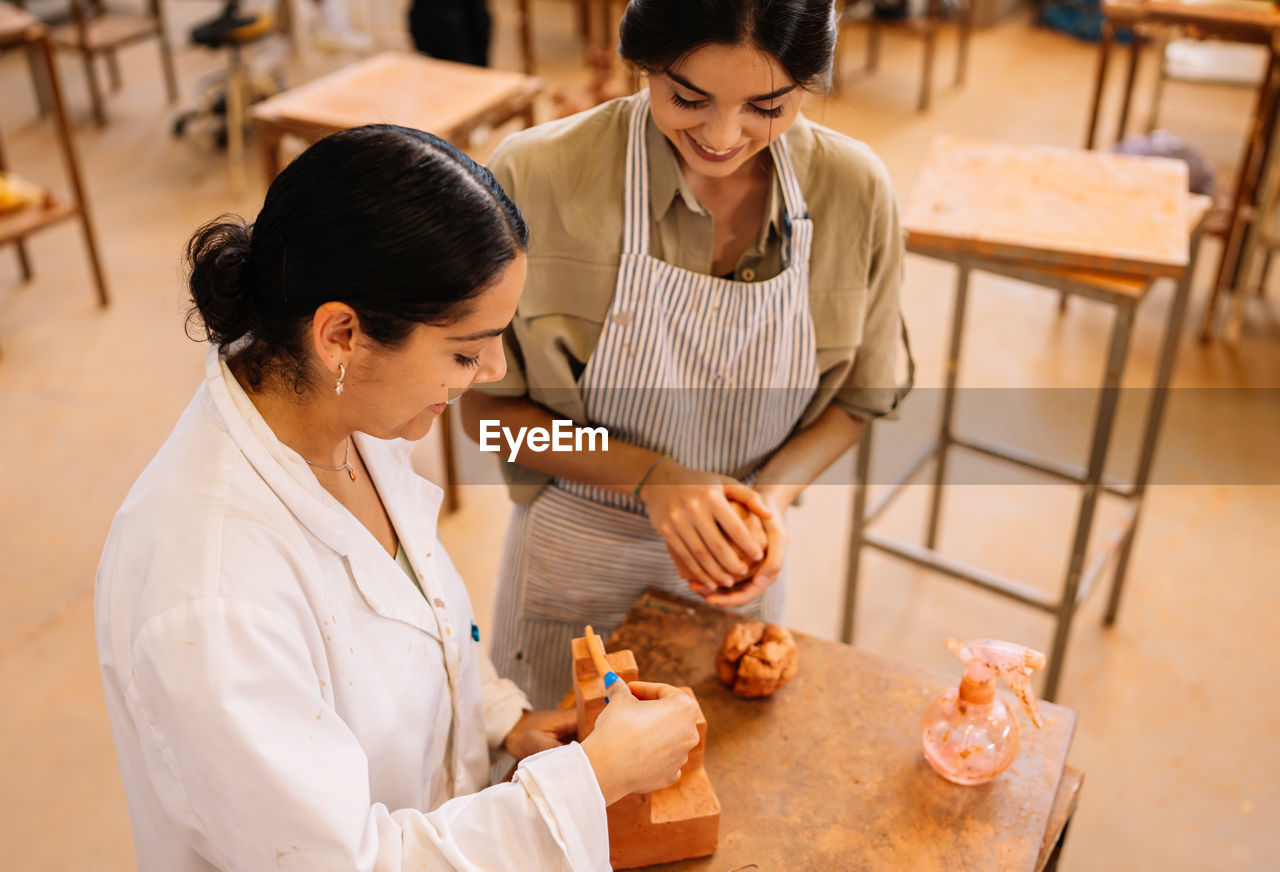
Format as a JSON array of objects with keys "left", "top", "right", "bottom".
[{"left": 946, "top": 638, "right": 1047, "bottom": 729}]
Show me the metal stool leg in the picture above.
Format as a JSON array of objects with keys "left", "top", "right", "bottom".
[
  {"left": 841, "top": 423, "right": 874, "bottom": 644},
  {"left": 1106, "top": 228, "right": 1204, "bottom": 625},
  {"left": 926, "top": 264, "right": 971, "bottom": 551},
  {"left": 1044, "top": 300, "right": 1137, "bottom": 701}
]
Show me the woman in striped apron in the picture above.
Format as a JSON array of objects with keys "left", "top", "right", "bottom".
[{"left": 466, "top": 0, "right": 910, "bottom": 708}]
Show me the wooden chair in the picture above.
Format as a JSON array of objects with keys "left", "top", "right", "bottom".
[
  {"left": 17, "top": 0, "right": 178, "bottom": 126},
  {"left": 0, "top": 2, "right": 109, "bottom": 331},
  {"left": 514, "top": 0, "right": 626, "bottom": 75},
  {"left": 835, "top": 0, "right": 973, "bottom": 112}
]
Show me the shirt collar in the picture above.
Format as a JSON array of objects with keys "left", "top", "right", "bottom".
[{"left": 644, "top": 107, "right": 783, "bottom": 253}]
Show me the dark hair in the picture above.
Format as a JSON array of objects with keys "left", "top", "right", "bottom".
[
  {"left": 619, "top": 0, "right": 837, "bottom": 91},
  {"left": 185, "top": 124, "right": 528, "bottom": 392}
]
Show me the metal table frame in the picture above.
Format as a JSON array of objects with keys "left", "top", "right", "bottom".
[{"left": 841, "top": 217, "right": 1207, "bottom": 702}]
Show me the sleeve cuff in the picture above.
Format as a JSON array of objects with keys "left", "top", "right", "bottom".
[{"left": 513, "top": 742, "right": 610, "bottom": 871}]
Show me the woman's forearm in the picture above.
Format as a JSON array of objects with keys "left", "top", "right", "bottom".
[
  {"left": 459, "top": 392, "right": 664, "bottom": 495},
  {"left": 753, "top": 406, "right": 866, "bottom": 510}
]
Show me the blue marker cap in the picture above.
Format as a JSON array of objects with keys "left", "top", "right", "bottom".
[{"left": 602, "top": 670, "right": 620, "bottom": 703}]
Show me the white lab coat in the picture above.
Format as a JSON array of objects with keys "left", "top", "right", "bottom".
[{"left": 95, "top": 348, "right": 610, "bottom": 871}]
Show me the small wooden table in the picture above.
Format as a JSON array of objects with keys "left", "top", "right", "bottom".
[
  {"left": 604, "top": 589, "right": 1081, "bottom": 872},
  {"left": 1084, "top": 0, "right": 1280, "bottom": 339},
  {"left": 251, "top": 51, "right": 542, "bottom": 185},
  {"left": 0, "top": 1, "right": 108, "bottom": 312},
  {"left": 844, "top": 137, "right": 1209, "bottom": 701}
]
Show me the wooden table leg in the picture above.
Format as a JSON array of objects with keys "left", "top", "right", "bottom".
[
  {"left": 1116, "top": 27, "right": 1141, "bottom": 143},
  {"left": 918, "top": 15, "right": 937, "bottom": 112},
  {"left": 1085, "top": 19, "right": 1113, "bottom": 149},
  {"left": 441, "top": 405, "right": 460, "bottom": 515},
  {"left": 955, "top": 0, "right": 972, "bottom": 87},
  {"left": 151, "top": 0, "right": 179, "bottom": 103},
  {"left": 257, "top": 125, "right": 284, "bottom": 187},
  {"left": 37, "top": 33, "right": 108, "bottom": 306},
  {"left": 517, "top": 0, "right": 535, "bottom": 74},
  {"left": 1200, "top": 42, "right": 1280, "bottom": 341},
  {"left": 0, "top": 128, "right": 34, "bottom": 281}
]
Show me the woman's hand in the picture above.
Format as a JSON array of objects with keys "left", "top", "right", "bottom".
[
  {"left": 638, "top": 460, "right": 772, "bottom": 590},
  {"left": 703, "top": 488, "right": 791, "bottom": 607},
  {"left": 579, "top": 680, "right": 702, "bottom": 806},
  {"left": 502, "top": 708, "right": 578, "bottom": 761}
]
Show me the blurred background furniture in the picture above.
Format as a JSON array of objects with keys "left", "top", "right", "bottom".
[
  {"left": 514, "top": 0, "right": 626, "bottom": 74},
  {"left": 843, "top": 137, "right": 1209, "bottom": 701},
  {"left": 172, "top": 0, "right": 280, "bottom": 193},
  {"left": 251, "top": 50, "right": 541, "bottom": 182},
  {"left": 0, "top": 1, "right": 108, "bottom": 315},
  {"left": 15, "top": 0, "right": 178, "bottom": 125},
  {"left": 835, "top": 0, "right": 974, "bottom": 112},
  {"left": 1084, "top": 0, "right": 1280, "bottom": 341}
]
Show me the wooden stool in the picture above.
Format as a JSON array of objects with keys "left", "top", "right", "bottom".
[
  {"left": 17, "top": 0, "right": 178, "bottom": 126},
  {"left": 0, "top": 1, "right": 108, "bottom": 324},
  {"left": 835, "top": 0, "right": 974, "bottom": 112},
  {"left": 841, "top": 137, "right": 1209, "bottom": 702},
  {"left": 1083, "top": 0, "right": 1280, "bottom": 341}
]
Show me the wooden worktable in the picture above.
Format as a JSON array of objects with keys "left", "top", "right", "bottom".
[
  {"left": 250, "top": 51, "right": 542, "bottom": 183},
  {"left": 903, "top": 136, "right": 1192, "bottom": 278},
  {"left": 604, "top": 590, "right": 1080, "bottom": 872}
]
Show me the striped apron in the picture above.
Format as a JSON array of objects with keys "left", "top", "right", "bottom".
[{"left": 491, "top": 94, "right": 820, "bottom": 708}]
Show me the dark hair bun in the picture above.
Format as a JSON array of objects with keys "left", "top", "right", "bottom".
[{"left": 185, "top": 216, "right": 255, "bottom": 346}]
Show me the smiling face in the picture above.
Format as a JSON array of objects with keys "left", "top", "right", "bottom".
[
  {"left": 647, "top": 42, "right": 805, "bottom": 183},
  {"left": 341, "top": 252, "right": 525, "bottom": 442}
]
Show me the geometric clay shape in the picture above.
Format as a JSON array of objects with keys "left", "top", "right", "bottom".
[{"left": 572, "top": 633, "right": 720, "bottom": 869}]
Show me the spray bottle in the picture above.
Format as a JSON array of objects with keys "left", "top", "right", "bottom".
[{"left": 920, "top": 638, "right": 1047, "bottom": 785}]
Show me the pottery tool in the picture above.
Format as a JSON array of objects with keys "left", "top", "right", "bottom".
[{"left": 584, "top": 625, "right": 620, "bottom": 690}]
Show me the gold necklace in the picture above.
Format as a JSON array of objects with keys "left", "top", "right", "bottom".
[{"left": 303, "top": 436, "right": 358, "bottom": 482}]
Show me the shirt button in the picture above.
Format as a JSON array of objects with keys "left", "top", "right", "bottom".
[{"left": 741, "top": 268, "right": 756, "bottom": 282}]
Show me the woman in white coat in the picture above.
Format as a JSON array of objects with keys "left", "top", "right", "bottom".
[{"left": 95, "top": 125, "right": 700, "bottom": 872}]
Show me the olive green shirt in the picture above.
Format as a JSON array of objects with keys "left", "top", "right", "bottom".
[{"left": 480, "top": 92, "right": 907, "bottom": 503}]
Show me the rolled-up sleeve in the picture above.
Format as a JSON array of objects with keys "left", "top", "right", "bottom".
[{"left": 833, "top": 167, "right": 909, "bottom": 422}]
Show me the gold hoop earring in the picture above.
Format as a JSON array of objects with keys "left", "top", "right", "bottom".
[{"left": 335, "top": 363, "right": 347, "bottom": 396}]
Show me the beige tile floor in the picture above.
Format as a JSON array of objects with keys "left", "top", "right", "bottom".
[{"left": 1, "top": 3, "right": 1277, "bottom": 869}]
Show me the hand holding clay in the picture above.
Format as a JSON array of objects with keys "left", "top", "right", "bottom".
[
  {"left": 667, "top": 500, "right": 768, "bottom": 595},
  {"left": 580, "top": 679, "right": 701, "bottom": 805},
  {"left": 639, "top": 461, "right": 771, "bottom": 590},
  {"left": 715, "top": 622, "right": 799, "bottom": 698}
]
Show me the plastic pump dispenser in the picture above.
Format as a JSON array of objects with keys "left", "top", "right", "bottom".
[{"left": 921, "top": 638, "right": 1047, "bottom": 785}]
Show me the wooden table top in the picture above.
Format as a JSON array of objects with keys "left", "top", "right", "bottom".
[
  {"left": 1102, "top": 0, "right": 1280, "bottom": 35},
  {"left": 0, "top": 1, "right": 42, "bottom": 46},
  {"left": 604, "top": 590, "right": 1078, "bottom": 872},
  {"left": 250, "top": 51, "right": 541, "bottom": 141},
  {"left": 903, "top": 136, "right": 1193, "bottom": 278}
]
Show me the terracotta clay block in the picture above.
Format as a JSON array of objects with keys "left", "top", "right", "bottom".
[
  {"left": 571, "top": 633, "right": 720, "bottom": 868},
  {"left": 716, "top": 622, "right": 799, "bottom": 698}
]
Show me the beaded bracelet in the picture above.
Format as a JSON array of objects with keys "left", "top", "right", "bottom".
[{"left": 633, "top": 455, "right": 670, "bottom": 499}]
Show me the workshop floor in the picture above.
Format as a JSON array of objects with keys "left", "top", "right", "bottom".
[{"left": 1, "top": 2, "right": 1276, "bottom": 870}]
